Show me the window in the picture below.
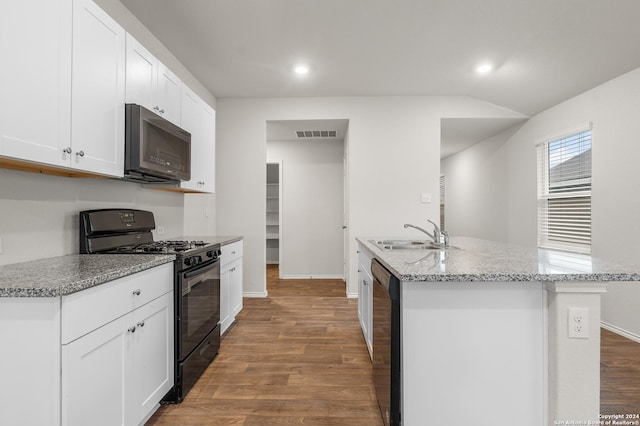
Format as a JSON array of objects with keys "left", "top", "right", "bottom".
[
  {"left": 440, "top": 175, "right": 445, "bottom": 231},
  {"left": 536, "top": 128, "right": 592, "bottom": 254}
]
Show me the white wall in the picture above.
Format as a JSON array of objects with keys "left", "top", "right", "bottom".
[
  {"left": 441, "top": 124, "right": 523, "bottom": 241},
  {"left": 216, "top": 96, "right": 525, "bottom": 297},
  {"left": 0, "top": 169, "right": 184, "bottom": 265},
  {"left": 267, "top": 139, "right": 344, "bottom": 278},
  {"left": 443, "top": 67, "right": 640, "bottom": 338}
]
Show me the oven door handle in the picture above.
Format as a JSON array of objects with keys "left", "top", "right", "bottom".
[{"left": 183, "top": 259, "right": 219, "bottom": 279}]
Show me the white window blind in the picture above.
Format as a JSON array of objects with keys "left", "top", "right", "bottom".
[
  {"left": 537, "top": 129, "right": 592, "bottom": 254},
  {"left": 440, "top": 175, "right": 445, "bottom": 231}
]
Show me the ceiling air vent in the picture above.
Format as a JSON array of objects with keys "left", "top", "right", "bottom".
[{"left": 296, "top": 130, "right": 338, "bottom": 139}]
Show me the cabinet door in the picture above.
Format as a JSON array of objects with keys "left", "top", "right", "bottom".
[
  {"left": 198, "top": 102, "right": 216, "bottom": 193},
  {"left": 125, "top": 33, "right": 157, "bottom": 111},
  {"left": 132, "top": 292, "right": 174, "bottom": 422},
  {"left": 179, "top": 85, "right": 215, "bottom": 193},
  {"left": 229, "top": 260, "right": 243, "bottom": 317},
  {"left": 179, "top": 85, "right": 200, "bottom": 191},
  {"left": 157, "top": 63, "right": 182, "bottom": 126},
  {"left": 0, "top": 0, "right": 71, "bottom": 167},
  {"left": 71, "top": 0, "right": 125, "bottom": 177},
  {"left": 62, "top": 313, "right": 132, "bottom": 426},
  {"left": 220, "top": 267, "right": 231, "bottom": 335}
]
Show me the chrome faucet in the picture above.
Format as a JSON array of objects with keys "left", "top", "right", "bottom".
[{"left": 404, "top": 219, "right": 449, "bottom": 246}]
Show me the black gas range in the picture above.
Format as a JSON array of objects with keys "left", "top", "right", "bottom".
[{"left": 79, "top": 209, "right": 221, "bottom": 402}]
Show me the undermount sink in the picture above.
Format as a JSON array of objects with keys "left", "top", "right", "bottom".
[{"left": 369, "top": 239, "right": 445, "bottom": 251}]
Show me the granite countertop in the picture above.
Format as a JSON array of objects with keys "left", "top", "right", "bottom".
[
  {"left": 169, "top": 235, "right": 243, "bottom": 245},
  {"left": 357, "top": 236, "right": 640, "bottom": 283},
  {"left": 0, "top": 254, "right": 175, "bottom": 298}
]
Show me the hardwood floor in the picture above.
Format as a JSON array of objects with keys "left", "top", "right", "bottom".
[
  {"left": 146, "top": 264, "right": 383, "bottom": 425},
  {"left": 146, "top": 265, "right": 640, "bottom": 424},
  {"left": 600, "top": 328, "right": 640, "bottom": 416}
]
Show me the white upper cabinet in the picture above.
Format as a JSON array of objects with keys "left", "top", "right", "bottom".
[
  {"left": 125, "top": 33, "right": 156, "bottom": 111},
  {"left": 125, "top": 34, "right": 182, "bottom": 126},
  {"left": 0, "top": 0, "right": 72, "bottom": 167},
  {"left": 180, "top": 85, "right": 215, "bottom": 193},
  {"left": 0, "top": 0, "right": 125, "bottom": 177},
  {"left": 156, "top": 63, "right": 182, "bottom": 125},
  {"left": 71, "top": 0, "right": 125, "bottom": 178}
]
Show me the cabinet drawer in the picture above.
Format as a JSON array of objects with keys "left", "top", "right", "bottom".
[
  {"left": 61, "top": 263, "right": 173, "bottom": 344},
  {"left": 358, "top": 249, "right": 373, "bottom": 281},
  {"left": 221, "top": 240, "right": 243, "bottom": 267}
]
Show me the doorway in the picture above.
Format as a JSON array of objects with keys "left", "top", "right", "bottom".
[
  {"left": 266, "top": 119, "right": 349, "bottom": 281},
  {"left": 266, "top": 161, "right": 281, "bottom": 266}
]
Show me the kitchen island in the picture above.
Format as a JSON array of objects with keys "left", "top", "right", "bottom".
[{"left": 357, "top": 236, "right": 640, "bottom": 426}]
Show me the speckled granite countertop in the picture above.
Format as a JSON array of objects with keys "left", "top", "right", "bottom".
[
  {"left": 0, "top": 254, "right": 175, "bottom": 298},
  {"left": 357, "top": 236, "right": 640, "bottom": 283},
  {"left": 173, "top": 236, "right": 243, "bottom": 246}
]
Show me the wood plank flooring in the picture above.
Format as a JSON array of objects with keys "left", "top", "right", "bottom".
[
  {"left": 146, "top": 265, "right": 383, "bottom": 425},
  {"left": 146, "top": 265, "right": 640, "bottom": 424},
  {"left": 600, "top": 328, "right": 640, "bottom": 416}
]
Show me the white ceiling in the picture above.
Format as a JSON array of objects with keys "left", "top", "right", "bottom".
[
  {"left": 121, "top": 0, "right": 640, "bottom": 117},
  {"left": 119, "top": 0, "right": 640, "bottom": 156},
  {"left": 440, "top": 117, "right": 527, "bottom": 159}
]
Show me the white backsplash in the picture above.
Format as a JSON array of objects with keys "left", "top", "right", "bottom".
[{"left": 0, "top": 168, "right": 208, "bottom": 265}]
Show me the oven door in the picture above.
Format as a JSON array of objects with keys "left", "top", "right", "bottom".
[{"left": 178, "top": 259, "right": 220, "bottom": 360}]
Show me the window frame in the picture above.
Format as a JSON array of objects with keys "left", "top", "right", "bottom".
[{"left": 536, "top": 124, "right": 592, "bottom": 254}]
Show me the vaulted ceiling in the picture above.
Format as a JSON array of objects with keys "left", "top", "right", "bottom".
[
  {"left": 121, "top": 0, "right": 640, "bottom": 117},
  {"left": 119, "top": 0, "right": 640, "bottom": 155}
]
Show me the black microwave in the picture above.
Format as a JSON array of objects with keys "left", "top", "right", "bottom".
[{"left": 124, "top": 103, "right": 191, "bottom": 183}]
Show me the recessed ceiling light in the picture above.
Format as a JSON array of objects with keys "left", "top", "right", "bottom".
[
  {"left": 475, "top": 63, "right": 494, "bottom": 74},
  {"left": 293, "top": 64, "right": 310, "bottom": 76}
]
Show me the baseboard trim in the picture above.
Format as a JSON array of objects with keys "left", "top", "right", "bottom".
[
  {"left": 346, "top": 292, "right": 358, "bottom": 299},
  {"left": 280, "top": 274, "right": 345, "bottom": 280},
  {"left": 243, "top": 291, "right": 268, "bottom": 298},
  {"left": 601, "top": 321, "right": 640, "bottom": 344}
]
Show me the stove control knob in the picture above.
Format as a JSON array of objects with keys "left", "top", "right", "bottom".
[{"left": 185, "top": 256, "right": 199, "bottom": 267}]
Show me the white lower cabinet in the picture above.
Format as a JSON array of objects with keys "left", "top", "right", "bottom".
[
  {"left": 357, "top": 246, "right": 373, "bottom": 358},
  {"left": 61, "top": 266, "right": 174, "bottom": 426},
  {"left": 220, "top": 240, "right": 243, "bottom": 335},
  {"left": 133, "top": 293, "right": 174, "bottom": 421},
  {"left": 62, "top": 312, "right": 131, "bottom": 426},
  {"left": 229, "top": 260, "right": 243, "bottom": 317}
]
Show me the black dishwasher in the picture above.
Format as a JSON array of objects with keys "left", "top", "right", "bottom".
[{"left": 371, "top": 258, "right": 401, "bottom": 426}]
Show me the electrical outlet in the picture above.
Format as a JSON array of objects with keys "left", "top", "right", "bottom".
[
  {"left": 421, "top": 193, "right": 432, "bottom": 203},
  {"left": 568, "top": 307, "right": 589, "bottom": 339},
  {"left": 156, "top": 226, "right": 165, "bottom": 235}
]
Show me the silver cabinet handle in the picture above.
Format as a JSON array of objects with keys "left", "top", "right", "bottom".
[
  {"left": 75, "top": 151, "right": 84, "bottom": 157},
  {"left": 137, "top": 321, "right": 145, "bottom": 328},
  {"left": 153, "top": 106, "right": 160, "bottom": 111},
  {"left": 132, "top": 289, "right": 141, "bottom": 296},
  {"left": 159, "top": 109, "right": 165, "bottom": 114},
  {"left": 63, "top": 147, "right": 72, "bottom": 154},
  {"left": 362, "top": 279, "right": 367, "bottom": 286},
  {"left": 128, "top": 326, "right": 136, "bottom": 333}
]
